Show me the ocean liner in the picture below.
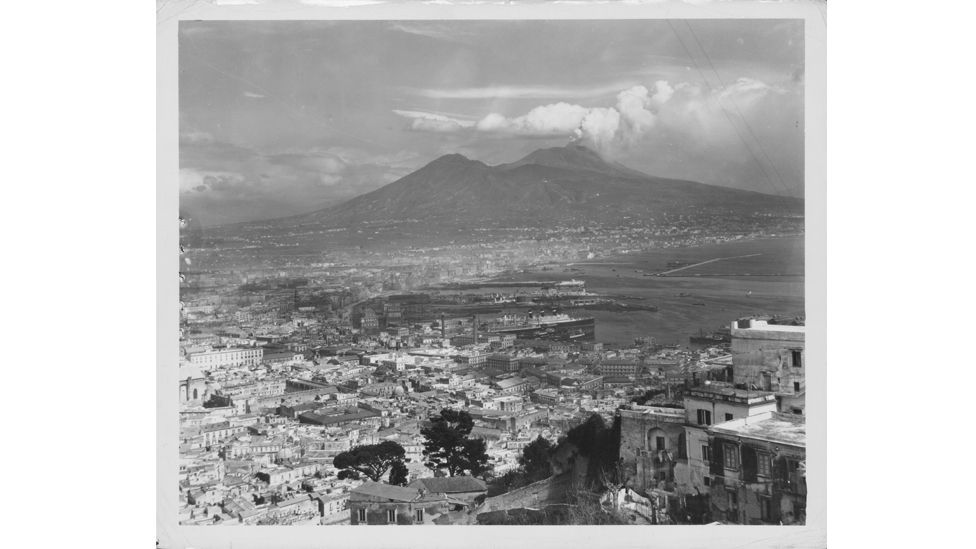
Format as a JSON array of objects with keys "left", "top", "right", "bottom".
[{"left": 488, "top": 309, "right": 596, "bottom": 342}]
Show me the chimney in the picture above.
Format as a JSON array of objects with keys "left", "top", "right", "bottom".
[{"left": 472, "top": 314, "right": 478, "bottom": 344}]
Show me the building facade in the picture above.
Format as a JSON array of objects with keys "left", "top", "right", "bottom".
[
  {"left": 707, "top": 412, "right": 806, "bottom": 525},
  {"left": 730, "top": 319, "right": 805, "bottom": 397},
  {"left": 188, "top": 347, "right": 264, "bottom": 371},
  {"left": 348, "top": 482, "right": 450, "bottom": 525}
]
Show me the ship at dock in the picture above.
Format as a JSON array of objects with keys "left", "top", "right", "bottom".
[
  {"left": 488, "top": 308, "right": 596, "bottom": 342},
  {"left": 688, "top": 327, "right": 732, "bottom": 347}
]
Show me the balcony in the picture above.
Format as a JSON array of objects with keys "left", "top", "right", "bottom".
[{"left": 652, "top": 450, "right": 675, "bottom": 465}]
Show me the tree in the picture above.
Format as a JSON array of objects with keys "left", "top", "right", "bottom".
[
  {"left": 461, "top": 438, "right": 492, "bottom": 477},
  {"left": 518, "top": 436, "right": 555, "bottom": 482},
  {"left": 554, "top": 413, "right": 622, "bottom": 487},
  {"left": 421, "top": 408, "right": 492, "bottom": 477},
  {"left": 333, "top": 441, "right": 406, "bottom": 482},
  {"left": 388, "top": 459, "right": 409, "bottom": 486}
]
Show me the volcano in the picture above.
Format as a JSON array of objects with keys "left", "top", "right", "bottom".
[{"left": 274, "top": 144, "right": 802, "bottom": 230}]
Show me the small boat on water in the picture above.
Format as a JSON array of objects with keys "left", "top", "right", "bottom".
[{"left": 689, "top": 328, "right": 732, "bottom": 346}]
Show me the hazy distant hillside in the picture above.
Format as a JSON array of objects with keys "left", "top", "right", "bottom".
[{"left": 266, "top": 144, "right": 802, "bottom": 230}]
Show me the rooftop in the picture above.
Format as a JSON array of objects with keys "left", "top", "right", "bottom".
[
  {"left": 494, "top": 377, "right": 528, "bottom": 389},
  {"left": 350, "top": 481, "right": 446, "bottom": 503},
  {"left": 731, "top": 319, "right": 805, "bottom": 336},
  {"left": 408, "top": 475, "right": 487, "bottom": 494},
  {"left": 710, "top": 412, "right": 806, "bottom": 447},
  {"left": 620, "top": 405, "right": 685, "bottom": 420},
  {"left": 685, "top": 384, "right": 777, "bottom": 403}
]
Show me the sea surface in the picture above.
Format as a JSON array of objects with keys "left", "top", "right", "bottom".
[{"left": 490, "top": 236, "right": 804, "bottom": 346}]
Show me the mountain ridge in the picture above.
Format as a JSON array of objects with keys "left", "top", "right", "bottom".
[{"left": 263, "top": 144, "right": 802, "bottom": 230}]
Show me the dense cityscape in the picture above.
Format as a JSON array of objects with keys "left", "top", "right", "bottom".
[
  {"left": 175, "top": 17, "right": 807, "bottom": 529},
  {"left": 178, "top": 223, "right": 806, "bottom": 526}
]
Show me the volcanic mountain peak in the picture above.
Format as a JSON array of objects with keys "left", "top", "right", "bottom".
[
  {"left": 279, "top": 143, "right": 802, "bottom": 230},
  {"left": 509, "top": 143, "right": 602, "bottom": 164},
  {"left": 500, "top": 143, "right": 644, "bottom": 179},
  {"left": 425, "top": 152, "right": 481, "bottom": 167}
]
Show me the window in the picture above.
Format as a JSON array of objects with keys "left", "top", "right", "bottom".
[
  {"left": 697, "top": 409, "right": 712, "bottom": 426},
  {"left": 793, "top": 381, "right": 801, "bottom": 393},
  {"left": 726, "top": 490, "right": 738, "bottom": 522},
  {"left": 759, "top": 496, "right": 772, "bottom": 521},
  {"left": 791, "top": 349, "right": 802, "bottom": 368},
  {"left": 725, "top": 413, "right": 734, "bottom": 422},
  {"left": 387, "top": 509, "right": 396, "bottom": 523},
  {"left": 656, "top": 436, "right": 666, "bottom": 450},
  {"left": 415, "top": 509, "right": 424, "bottom": 522},
  {"left": 723, "top": 444, "right": 740, "bottom": 470},
  {"left": 701, "top": 444, "right": 711, "bottom": 463},
  {"left": 357, "top": 508, "right": 366, "bottom": 522},
  {"left": 703, "top": 476, "right": 711, "bottom": 486},
  {"left": 757, "top": 453, "right": 772, "bottom": 477}
]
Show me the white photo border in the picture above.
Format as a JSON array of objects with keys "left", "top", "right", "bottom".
[{"left": 157, "top": 1, "right": 827, "bottom": 547}]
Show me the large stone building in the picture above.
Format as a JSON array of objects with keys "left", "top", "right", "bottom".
[
  {"left": 680, "top": 385, "right": 778, "bottom": 498},
  {"left": 617, "top": 383, "right": 781, "bottom": 523},
  {"left": 730, "top": 319, "right": 805, "bottom": 397},
  {"left": 348, "top": 482, "right": 451, "bottom": 525},
  {"left": 187, "top": 346, "right": 264, "bottom": 371},
  {"left": 179, "top": 364, "right": 208, "bottom": 403},
  {"left": 618, "top": 405, "right": 688, "bottom": 496},
  {"left": 487, "top": 353, "right": 520, "bottom": 372},
  {"left": 493, "top": 376, "right": 531, "bottom": 394},
  {"left": 707, "top": 412, "right": 806, "bottom": 525},
  {"left": 599, "top": 359, "right": 640, "bottom": 377}
]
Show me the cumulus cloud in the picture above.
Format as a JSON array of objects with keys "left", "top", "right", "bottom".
[
  {"left": 573, "top": 107, "right": 621, "bottom": 152},
  {"left": 476, "top": 102, "right": 589, "bottom": 136},
  {"left": 462, "top": 78, "right": 785, "bottom": 156},
  {"left": 467, "top": 85, "right": 663, "bottom": 155},
  {"left": 612, "top": 86, "right": 657, "bottom": 145},
  {"left": 393, "top": 84, "right": 672, "bottom": 154},
  {"left": 651, "top": 80, "right": 674, "bottom": 104},
  {"left": 389, "top": 77, "right": 799, "bottom": 190}
]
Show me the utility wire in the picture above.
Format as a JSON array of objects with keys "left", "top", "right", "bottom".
[
  {"left": 683, "top": 21, "right": 792, "bottom": 197},
  {"left": 665, "top": 21, "right": 782, "bottom": 198}
]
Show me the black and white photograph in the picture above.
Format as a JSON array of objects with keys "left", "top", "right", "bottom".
[
  {"left": 16, "top": 0, "right": 976, "bottom": 548},
  {"left": 161, "top": 1, "right": 826, "bottom": 547}
]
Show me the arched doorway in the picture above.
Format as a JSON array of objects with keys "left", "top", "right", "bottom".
[{"left": 647, "top": 428, "right": 667, "bottom": 451}]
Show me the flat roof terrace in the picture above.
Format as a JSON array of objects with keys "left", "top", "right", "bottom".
[{"left": 710, "top": 412, "right": 806, "bottom": 447}]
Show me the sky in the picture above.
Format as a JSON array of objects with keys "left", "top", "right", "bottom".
[{"left": 179, "top": 20, "right": 804, "bottom": 227}]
